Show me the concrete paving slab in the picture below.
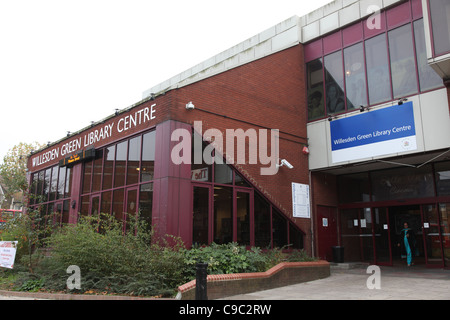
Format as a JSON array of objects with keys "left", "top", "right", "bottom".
[{"left": 220, "top": 265, "right": 450, "bottom": 300}]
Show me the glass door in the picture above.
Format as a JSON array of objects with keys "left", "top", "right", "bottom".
[
  {"left": 125, "top": 187, "right": 139, "bottom": 233},
  {"left": 422, "top": 204, "right": 444, "bottom": 267},
  {"left": 438, "top": 204, "right": 450, "bottom": 267},
  {"left": 50, "top": 201, "right": 63, "bottom": 228},
  {"left": 192, "top": 185, "right": 212, "bottom": 246},
  {"left": 90, "top": 195, "right": 100, "bottom": 216},
  {"left": 373, "top": 207, "right": 392, "bottom": 265},
  {"left": 340, "top": 209, "right": 363, "bottom": 262},
  {"left": 235, "top": 189, "right": 253, "bottom": 247},
  {"left": 360, "top": 208, "right": 374, "bottom": 262}
]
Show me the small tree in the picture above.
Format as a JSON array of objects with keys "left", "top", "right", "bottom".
[
  {"left": 0, "top": 205, "right": 51, "bottom": 273},
  {"left": 0, "top": 142, "right": 44, "bottom": 200}
]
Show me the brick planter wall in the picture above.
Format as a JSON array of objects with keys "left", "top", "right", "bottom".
[{"left": 178, "top": 260, "right": 330, "bottom": 300}]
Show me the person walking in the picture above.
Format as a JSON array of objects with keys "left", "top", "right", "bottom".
[{"left": 398, "top": 222, "right": 415, "bottom": 266}]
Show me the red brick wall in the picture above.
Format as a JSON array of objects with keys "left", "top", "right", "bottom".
[{"left": 170, "top": 46, "right": 310, "bottom": 237}]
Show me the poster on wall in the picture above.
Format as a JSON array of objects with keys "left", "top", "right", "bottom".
[
  {"left": 330, "top": 102, "right": 417, "bottom": 163},
  {"left": 292, "top": 183, "right": 310, "bottom": 218},
  {"left": 0, "top": 241, "right": 18, "bottom": 269}
]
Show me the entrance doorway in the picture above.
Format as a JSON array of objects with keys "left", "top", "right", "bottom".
[
  {"left": 389, "top": 205, "right": 425, "bottom": 266},
  {"left": 339, "top": 204, "right": 446, "bottom": 267},
  {"left": 317, "top": 206, "right": 338, "bottom": 261},
  {"left": 389, "top": 205, "right": 445, "bottom": 267}
]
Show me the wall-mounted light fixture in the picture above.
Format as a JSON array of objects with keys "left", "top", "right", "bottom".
[
  {"left": 360, "top": 105, "right": 370, "bottom": 112},
  {"left": 398, "top": 98, "right": 408, "bottom": 105},
  {"left": 328, "top": 114, "right": 338, "bottom": 122},
  {"left": 186, "top": 101, "right": 195, "bottom": 110}
]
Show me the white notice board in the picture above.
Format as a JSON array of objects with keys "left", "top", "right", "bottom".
[
  {"left": 0, "top": 241, "right": 18, "bottom": 269},
  {"left": 292, "top": 183, "right": 310, "bottom": 218}
]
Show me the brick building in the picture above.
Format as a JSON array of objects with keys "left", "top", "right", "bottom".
[{"left": 27, "top": 0, "right": 450, "bottom": 267}]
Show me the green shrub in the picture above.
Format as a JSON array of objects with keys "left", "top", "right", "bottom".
[
  {"left": 2, "top": 211, "right": 316, "bottom": 297},
  {"left": 181, "top": 243, "right": 306, "bottom": 281},
  {"left": 44, "top": 213, "right": 186, "bottom": 296}
]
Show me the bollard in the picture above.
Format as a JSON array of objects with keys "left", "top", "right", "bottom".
[{"left": 195, "top": 263, "right": 208, "bottom": 300}]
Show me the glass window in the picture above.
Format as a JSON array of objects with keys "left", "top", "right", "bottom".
[
  {"left": 62, "top": 200, "right": 70, "bottom": 225},
  {"left": 37, "top": 171, "right": 44, "bottom": 201},
  {"left": 112, "top": 189, "right": 124, "bottom": 222},
  {"left": 127, "top": 136, "right": 141, "bottom": 185},
  {"left": 214, "top": 154, "right": 233, "bottom": 185},
  {"left": 272, "top": 209, "right": 288, "bottom": 248},
  {"left": 429, "top": 0, "right": 450, "bottom": 56},
  {"left": 254, "top": 193, "right": 271, "bottom": 248},
  {"left": 92, "top": 150, "right": 103, "bottom": 193},
  {"left": 289, "top": 223, "right": 303, "bottom": 249},
  {"left": 101, "top": 191, "right": 112, "bottom": 215},
  {"left": 413, "top": 19, "right": 443, "bottom": 91},
  {"left": 236, "top": 192, "right": 250, "bottom": 245},
  {"left": 82, "top": 161, "right": 92, "bottom": 194},
  {"left": 64, "top": 167, "right": 72, "bottom": 198},
  {"left": 114, "top": 141, "right": 127, "bottom": 188},
  {"left": 43, "top": 168, "right": 51, "bottom": 202},
  {"left": 213, "top": 187, "right": 233, "bottom": 244},
  {"left": 80, "top": 195, "right": 89, "bottom": 217},
  {"left": 235, "top": 172, "right": 250, "bottom": 188},
  {"left": 365, "top": 34, "right": 392, "bottom": 105},
  {"left": 307, "top": 59, "right": 325, "bottom": 120},
  {"left": 49, "top": 166, "right": 58, "bottom": 201},
  {"left": 57, "top": 167, "right": 66, "bottom": 199},
  {"left": 338, "top": 172, "right": 371, "bottom": 203},
  {"left": 141, "top": 131, "right": 155, "bottom": 182},
  {"left": 191, "top": 132, "right": 212, "bottom": 182},
  {"left": 125, "top": 188, "right": 138, "bottom": 233},
  {"left": 435, "top": 161, "right": 450, "bottom": 196},
  {"left": 139, "top": 183, "right": 153, "bottom": 230},
  {"left": 388, "top": 24, "right": 418, "bottom": 98},
  {"left": 371, "top": 165, "right": 434, "bottom": 201},
  {"left": 193, "top": 186, "right": 210, "bottom": 245},
  {"left": 344, "top": 43, "right": 367, "bottom": 109},
  {"left": 102, "top": 145, "right": 115, "bottom": 190},
  {"left": 324, "top": 51, "right": 346, "bottom": 114},
  {"left": 30, "top": 174, "right": 38, "bottom": 204}
]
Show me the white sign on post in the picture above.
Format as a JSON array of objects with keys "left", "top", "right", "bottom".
[
  {"left": 292, "top": 183, "right": 310, "bottom": 218},
  {"left": 0, "top": 241, "right": 18, "bottom": 269}
]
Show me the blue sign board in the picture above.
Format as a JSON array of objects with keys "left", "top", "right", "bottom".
[{"left": 330, "top": 102, "right": 417, "bottom": 163}]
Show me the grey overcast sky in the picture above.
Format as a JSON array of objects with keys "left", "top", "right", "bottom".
[{"left": 0, "top": 0, "right": 333, "bottom": 161}]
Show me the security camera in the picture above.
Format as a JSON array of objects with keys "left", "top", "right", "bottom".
[
  {"left": 186, "top": 101, "right": 195, "bottom": 110},
  {"left": 281, "top": 159, "right": 294, "bottom": 169},
  {"left": 277, "top": 159, "right": 294, "bottom": 169}
]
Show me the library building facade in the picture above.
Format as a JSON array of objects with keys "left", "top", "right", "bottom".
[{"left": 27, "top": 0, "right": 450, "bottom": 268}]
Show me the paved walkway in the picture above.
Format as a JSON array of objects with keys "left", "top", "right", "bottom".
[
  {"left": 220, "top": 264, "right": 450, "bottom": 300},
  {"left": 0, "top": 263, "right": 448, "bottom": 300}
]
